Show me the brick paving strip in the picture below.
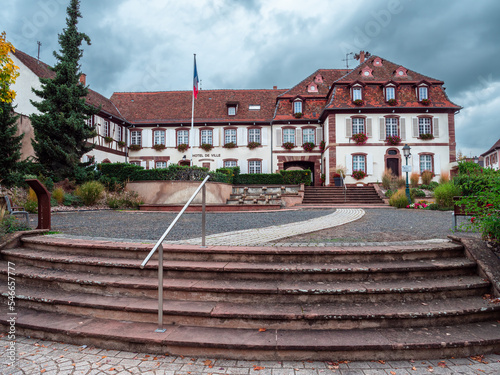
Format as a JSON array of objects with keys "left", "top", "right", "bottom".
[{"left": 3, "top": 335, "right": 500, "bottom": 374}]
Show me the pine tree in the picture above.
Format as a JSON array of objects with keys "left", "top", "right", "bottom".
[
  {"left": 30, "top": 0, "right": 98, "bottom": 180},
  {"left": 0, "top": 101, "right": 22, "bottom": 185}
]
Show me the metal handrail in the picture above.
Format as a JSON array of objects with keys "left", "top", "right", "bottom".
[
  {"left": 140, "top": 174, "right": 210, "bottom": 332},
  {"left": 342, "top": 174, "right": 347, "bottom": 203}
]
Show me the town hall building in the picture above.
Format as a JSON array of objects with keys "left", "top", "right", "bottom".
[{"left": 11, "top": 50, "right": 461, "bottom": 186}]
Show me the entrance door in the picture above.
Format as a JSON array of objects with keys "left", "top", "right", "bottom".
[{"left": 387, "top": 158, "right": 400, "bottom": 177}]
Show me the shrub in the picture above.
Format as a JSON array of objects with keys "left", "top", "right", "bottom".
[
  {"left": 389, "top": 189, "right": 411, "bottom": 208},
  {"left": 425, "top": 203, "right": 439, "bottom": 210},
  {"left": 410, "top": 188, "right": 426, "bottom": 198},
  {"left": 420, "top": 181, "right": 439, "bottom": 191},
  {"left": 215, "top": 167, "right": 240, "bottom": 184},
  {"left": 52, "top": 187, "right": 65, "bottom": 204},
  {"left": 395, "top": 177, "right": 406, "bottom": 189},
  {"left": 280, "top": 169, "right": 312, "bottom": 185},
  {"left": 0, "top": 215, "right": 30, "bottom": 238},
  {"left": 385, "top": 189, "right": 395, "bottom": 198},
  {"left": 439, "top": 171, "right": 450, "bottom": 184},
  {"left": 63, "top": 193, "right": 83, "bottom": 207},
  {"left": 98, "top": 163, "right": 144, "bottom": 182},
  {"left": 434, "top": 182, "right": 461, "bottom": 209},
  {"left": 421, "top": 170, "right": 434, "bottom": 185},
  {"left": 106, "top": 191, "right": 142, "bottom": 209},
  {"left": 410, "top": 172, "right": 419, "bottom": 188},
  {"left": 234, "top": 174, "right": 284, "bottom": 185},
  {"left": 75, "top": 181, "right": 105, "bottom": 206},
  {"left": 54, "top": 178, "right": 78, "bottom": 193},
  {"left": 381, "top": 169, "right": 393, "bottom": 190},
  {"left": 23, "top": 188, "right": 38, "bottom": 213}
]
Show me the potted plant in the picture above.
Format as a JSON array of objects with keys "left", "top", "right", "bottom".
[
  {"left": 419, "top": 133, "right": 434, "bottom": 140},
  {"left": 421, "top": 99, "right": 431, "bottom": 106},
  {"left": 282, "top": 142, "right": 295, "bottom": 150},
  {"left": 104, "top": 136, "right": 113, "bottom": 143},
  {"left": 387, "top": 98, "right": 398, "bottom": 106},
  {"left": 294, "top": 112, "right": 303, "bottom": 118},
  {"left": 352, "top": 133, "right": 368, "bottom": 145},
  {"left": 200, "top": 143, "right": 213, "bottom": 152},
  {"left": 129, "top": 144, "right": 142, "bottom": 151},
  {"left": 353, "top": 99, "right": 364, "bottom": 106},
  {"left": 336, "top": 166, "right": 347, "bottom": 179},
  {"left": 333, "top": 172, "right": 344, "bottom": 187},
  {"left": 247, "top": 142, "right": 261, "bottom": 149},
  {"left": 153, "top": 144, "right": 166, "bottom": 151},
  {"left": 352, "top": 170, "right": 367, "bottom": 180},
  {"left": 177, "top": 143, "right": 188, "bottom": 152},
  {"left": 224, "top": 142, "right": 236, "bottom": 149},
  {"left": 302, "top": 142, "right": 315, "bottom": 152},
  {"left": 117, "top": 141, "right": 126, "bottom": 148},
  {"left": 386, "top": 135, "right": 401, "bottom": 145},
  {"left": 319, "top": 140, "right": 326, "bottom": 152},
  {"left": 320, "top": 173, "right": 326, "bottom": 186}
]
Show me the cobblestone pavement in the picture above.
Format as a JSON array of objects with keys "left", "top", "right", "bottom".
[{"left": 2, "top": 335, "right": 500, "bottom": 374}]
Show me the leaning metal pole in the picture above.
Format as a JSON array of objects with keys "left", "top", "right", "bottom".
[
  {"left": 156, "top": 244, "right": 165, "bottom": 332},
  {"left": 405, "top": 155, "right": 411, "bottom": 205}
]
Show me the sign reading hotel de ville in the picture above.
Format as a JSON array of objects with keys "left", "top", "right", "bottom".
[{"left": 193, "top": 153, "right": 221, "bottom": 158}]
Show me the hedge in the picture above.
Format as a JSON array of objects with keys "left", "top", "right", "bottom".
[
  {"left": 280, "top": 169, "right": 312, "bottom": 186},
  {"left": 234, "top": 173, "right": 284, "bottom": 185},
  {"left": 215, "top": 166, "right": 240, "bottom": 184}
]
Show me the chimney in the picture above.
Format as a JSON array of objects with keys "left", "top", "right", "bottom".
[
  {"left": 359, "top": 51, "right": 365, "bottom": 64},
  {"left": 79, "top": 73, "right": 86, "bottom": 85},
  {"left": 273, "top": 85, "right": 277, "bottom": 90}
]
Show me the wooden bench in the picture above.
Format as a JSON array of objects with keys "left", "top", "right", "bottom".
[{"left": 3, "top": 196, "right": 30, "bottom": 225}]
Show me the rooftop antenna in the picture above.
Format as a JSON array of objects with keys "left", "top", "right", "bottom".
[
  {"left": 37, "top": 41, "right": 41, "bottom": 64},
  {"left": 342, "top": 52, "right": 354, "bottom": 69}
]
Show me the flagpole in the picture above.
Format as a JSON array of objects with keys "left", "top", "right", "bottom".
[{"left": 190, "top": 54, "right": 195, "bottom": 166}]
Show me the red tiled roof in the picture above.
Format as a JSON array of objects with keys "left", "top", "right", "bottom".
[
  {"left": 110, "top": 89, "right": 286, "bottom": 124},
  {"left": 13, "top": 49, "right": 125, "bottom": 120},
  {"left": 326, "top": 55, "right": 461, "bottom": 110},
  {"left": 481, "top": 138, "right": 500, "bottom": 157}
]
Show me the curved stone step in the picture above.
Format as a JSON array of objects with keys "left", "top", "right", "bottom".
[
  {"left": 1, "top": 248, "right": 477, "bottom": 281},
  {"left": 3, "top": 308, "right": 500, "bottom": 361},
  {"left": 2, "top": 285, "right": 499, "bottom": 330}
]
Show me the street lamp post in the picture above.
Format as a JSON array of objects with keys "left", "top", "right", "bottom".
[{"left": 402, "top": 144, "right": 412, "bottom": 205}]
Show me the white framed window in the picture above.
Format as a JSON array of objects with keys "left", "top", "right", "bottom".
[
  {"left": 353, "top": 155, "right": 366, "bottom": 172},
  {"left": 117, "top": 126, "right": 122, "bottom": 142},
  {"left": 419, "top": 118, "right": 432, "bottom": 136},
  {"left": 353, "top": 87, "right": 362, "bottom": 100},
  {"left": 86, "top": 116, "right": 93, "bottom": 127},
  {"left": 386, "top": 86, "right": 395, "bottom": 101},
  {"left": 352, "top": 118, "right": 365, "bottom": 134},
  {"left": 177, "top": 130, "right": 189, "bottom": 145},
  {"left": 156, "top": 161, "right": 167, "bottom": 169},
  {"left": 386, "top": 118, "right": 398, "bottom": 137},
  {"left": 249, "top": 160, "right": 262, "bottom": 174},
  {"left": 225, "top": 129, "right": 236, "bottom": 144},
  {"left": 104, "top": 121, "right": 110, "bottom": 137},
  {"left": 418, "top": 86, "right": 428, "bottom": 101},
  {"left": 248, "top": 128, "right": 261, "bottom": 143},
  {"left": 303, "top": 128, "right": 315, "bottom": 143},
  {"left": 201, "top": 129, "right": 213, "bottom": 145},
  {"left": 283, "top": 128, "right": 295, "bottom": 144},
  {"left": 420, "top": 155, "right": 432, "bottom": 173},
  {"left": 293, "top": 100, "right": 302, "bottom": 114},
  {"left": 249, "top": 105, "right": 260, "bottom": 110},
  {"left": 131, "top": 130, "right": 141, "bottom": 145},
  {"left": 130, "top": 161, "right": 141, "bottom": 166},
  {"left": 224, "top": 160, "right": 237, "bottom": 168},
  {"left": 228, "top": 106, "right": 236, "bottom": 116},
  {"left": 154, "top": 130, "right": 165, "bottom": 145}
]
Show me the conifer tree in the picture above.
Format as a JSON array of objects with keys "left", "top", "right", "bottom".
[
  {"left": 30, "top": 0, "right": 98, "bottom": 180},
  {"left": 0, "top": 100, "right": 22, "bottom": 184}
]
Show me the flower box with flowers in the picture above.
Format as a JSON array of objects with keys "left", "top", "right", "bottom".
[
  {"left": 419, "top": 133, "right": 434, "bottom": 140},
  {"left": 129, "top": 144, "right": 142, "bottom": 151},
  {"left": 282, "top": 142, "right": 295, "bottom": 150},
  {"left": 104, "top": 136, "right": 114, "bottom": 144},
  {"left": 386, "top": 135, "right": 401, "bottom": 145},
  {"left": 294, "top": 112, "right": 303, "bottom": 118},
  {"left": 421, "top": 99, "right": 431, "bottom": 106},
  {"left": 352, "top": 170, "right": 367, "bottom": 180},
  {"left": 200, "top": 143, "right": 213, "bottom": 152},
  {"left": 247, "top": 142, "right": 261, "bottom": 149},
  {"left": 153, "top": 144, "right": 166, "bottom": 151},
  {"left": 177, "top": 143, "right": 188, "bottom": 152},
  {"left": 302, "top": 142, "right": 315, "bottom": 152},
  {"left": 224, "top": 142, "right": 236, "bottom": 149},
  {"left": 352, "top": 133, "right": 368, "bottom": 145},
  {"left": 117, "top": 141, "right": 126, "bottom": 148},
  {"left": 387, "top": 98, "right": 398, "bottom": 106},
  {"left": 319, "top": 140, "right": 326, "bottom": 152},
  {"left": 353, "top": 99, "right": 364, "bottom": 106}
]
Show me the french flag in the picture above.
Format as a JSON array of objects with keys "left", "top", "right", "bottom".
[{"left": 193, "top": 55, "right": 199, "bottom": 99}]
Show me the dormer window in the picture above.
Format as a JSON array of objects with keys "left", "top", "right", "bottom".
[
  {"left": 373, "top": 57, "right": 383, "bottom": 66},
  {"left": 293, "top": 100, "right": 302, "bottom": 114},
  {"left": 352, "top": 87, "right": 362, "bottom": 101},
  {"left": 228, "top": 106, "right": 236, "bottom": 116},
  {"left": 361, "top": 67, "right": 373, "bottom": 77},
  {"left": 314, "top": 74, "right": 323, "bottom": 83},
  {"left": 395, "top": 67, "right": 407, "bottom": 77},
  {"left": 307, "top": 83, "right": 318, "bottom": 93},
  {"left": 418, "top": 86, "right": 428, "bottom": 101},
  {"left": 385, "top": 86, "right": 395, "bottom": 101}
]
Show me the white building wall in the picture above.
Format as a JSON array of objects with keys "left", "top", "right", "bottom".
[{"left": 10, "top": 54, "right": 43, "bottom": 115}]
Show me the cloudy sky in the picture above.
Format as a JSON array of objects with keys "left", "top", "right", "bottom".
[{"left": 1, "top": 0, "right": 499, "bottom": 157}]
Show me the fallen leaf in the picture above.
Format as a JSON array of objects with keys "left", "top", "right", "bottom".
[
  {"left": 41, "top": 370, "right": 46, "bottom": 374},
  {"left": 253, "top": 366, "right": 265, "bottom": 371},
  {"left": 390, "top": 371, "right": 396, "bottom": 375},
  {"left": 109, "top": 368, "right": 115, "bottom": 371},
  {"left": 412, "top": 366, "right": 417, "bottom": 371},
  {"left": 377, "top": 360, "right": 386, "bottom": 364},
  {"left": 258, "top": 328, "right": 267, "bottom": 332},
  {"left": 204, "top": 360, "right": 212, "bottom": 366},
  {"left": 437, "top": 361, "right": 447, "bottom": 368},
  {"left": 102, "top": 356, "right": 107, "bottom": 359}
]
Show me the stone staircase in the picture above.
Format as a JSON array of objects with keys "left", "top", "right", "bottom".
[
  {"left": 1, "top": 235, "right": 500, "bottom": 360},
  {"left": 302, "top": 185, "right": 385, "bottom": 205},
  {"left": 227, "top": 185, "right": 302, "bottom": 207}
]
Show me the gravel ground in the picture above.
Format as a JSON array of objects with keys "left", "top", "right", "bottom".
[{"left": 31, "top": 207, "right": 481, "bottom": 243}]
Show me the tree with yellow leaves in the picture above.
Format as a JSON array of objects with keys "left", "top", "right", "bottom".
[{"left": 0, "top": 31, "right": 20, "bottom": 103}]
